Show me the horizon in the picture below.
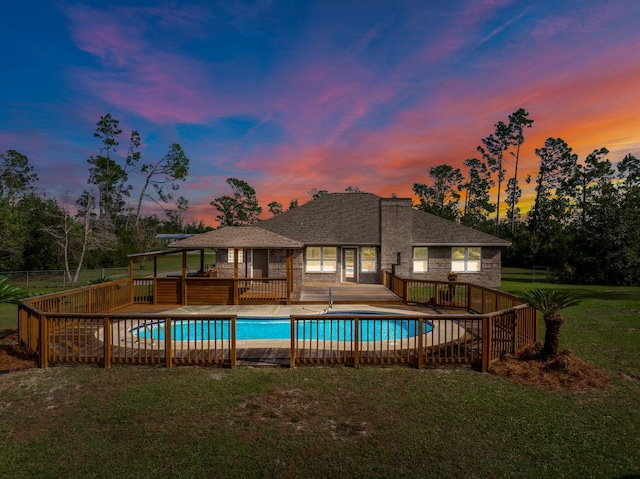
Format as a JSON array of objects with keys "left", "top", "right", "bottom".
[{"left": 2, "top": 1, "right": 639, "bottom": 226}]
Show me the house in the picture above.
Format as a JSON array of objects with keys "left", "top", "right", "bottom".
[{"left": 169, "top": 193, "right": 510, "bottom": 288}]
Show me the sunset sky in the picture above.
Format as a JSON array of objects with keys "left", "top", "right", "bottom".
[{"left": 2, "top": 1, "right": 639, "bottom": 225}]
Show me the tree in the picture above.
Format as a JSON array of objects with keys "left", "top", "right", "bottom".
[
  {"left": 210, "top": 178, "right": 262, "bottom": 227},
  {"left": 478, "top": 120, "right": 512, "bottom": 235},
  {"left": 87, "top": 114, "right": 124, "bottom": 225},
  {"left": 134, "top": 143, "right": 189, "bottom": 227},
  {"left": 163, "top": 196, "right": 190, "bottom": 233},
  {"left": 617, "top": 153, "right": 640, "bottom": 197},
  {"left": 288, "top": 199, "right": 299, "bottom": 210},
  {"left": 413, "top": 164, "right": 463, "bottom": 221},
  {"left": 519, "top": 289, "right": 580, "bottom": 360},
  {"left": 505, "top": 108, "right": 534, "bottom": 234},
  {"left": 0, "top": 197, "right": 28, "bottom": 270},
  {"left": 529, "top": 138, "right": 579, "bottom": 235},
  {"left": 46, "top": 188, "right": 116, "bottom": 283},
  {"left": 0, "top": 150, "right": 39, "bottom": 203},
  {"left": 570, "top": 148, "right": 615, "bottom": 225},
  {"left": 461, "top": 158, "right": 494, "bottom": 229},
  {"left": 345, "top": 185, "right": 362, "bottom": 193},
  {"left": 504, "top": 177, "right": 522, "bottom": 228},
  {"left": 268, "top": 201, "right": 283, "bottom": 216},
  {"left": 561, "top": 150, "right": 638, "bottom": 285}
]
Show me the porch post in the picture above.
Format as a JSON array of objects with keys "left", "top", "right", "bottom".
[
  {"left": 181, "top": 250, "right": 187, "bottom": 305},
  {"left": 233, "top": 248, "right": 239, "bottom": 278},
  {"left": 286, "top": 250, "right": 293, "bottom": 304},
  {"left": 233, "top": 248, "right": 239, "bottom": 305}
]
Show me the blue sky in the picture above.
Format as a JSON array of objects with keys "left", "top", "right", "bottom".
[{"left": 2, "top": 0, "right": 639, "bottom": 224}]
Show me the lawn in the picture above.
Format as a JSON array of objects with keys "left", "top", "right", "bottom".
[{"left": 0, "top": 268, "right": 639, "bottom": 478}]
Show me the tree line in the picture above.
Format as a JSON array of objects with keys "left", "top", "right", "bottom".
[
  {"left": 411, "top": 109, "right": 640, "bottom": 286},
  {"left": 0, "top": 114, "right": 207, "bottom": 281},
  {"left": 2, "top": 110, "right": 638, "bottom": 285}
]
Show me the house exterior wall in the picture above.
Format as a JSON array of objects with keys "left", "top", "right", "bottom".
[
  {"left": 409, "top": 246, "right": 502, "bottom": 287},
  {"left": 214, "top": 245, "right": 502, "bottom": 287},
  {"left": 380, "top": 198, "right": 413, "bottom": 278},
  {"left": 215, "top": 249, "right": 249, "bottom": 278},
  {"left": 298, "top": 246, "right": 381, "bottom": 284}
]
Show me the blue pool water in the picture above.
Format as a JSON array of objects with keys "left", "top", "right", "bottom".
[{"left": 131, "top": 316, "right": 433, "bottom": 342}]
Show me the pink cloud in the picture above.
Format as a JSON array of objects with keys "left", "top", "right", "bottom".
[{"left": 63, "top": 4, "right": 262, "bottom": 124}]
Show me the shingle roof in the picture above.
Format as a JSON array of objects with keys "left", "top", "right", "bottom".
[
  {"left": 260, "top": 192, "right": 509, "bottom": 246},
  {"left": 411, "top": 210, "right": 510, "bottom": 246},
  {"left": 170, "top": 193, "right": 510, "bottom": 249},
  {"left": 169, "top": 227, "right": 303, "bottom": 249},
  {"left": 260, "top": 193, "right": 381, "bottom": 244}
]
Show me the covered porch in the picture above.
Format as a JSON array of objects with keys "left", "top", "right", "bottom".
[{"left": 128, "top": 229, "right": 404, "bottom": 306}]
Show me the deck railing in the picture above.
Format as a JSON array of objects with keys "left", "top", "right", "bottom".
[
  {"left": 18, "top": 272, "right": 537, "bottom": 371},
  {"left": 289, "top": 304, "right": 536, "bottom": 371},
  {"left": 19, "top": 308, "right": 236, "bottom": 368},
  {"left": 131, "top": 277, "right": 289, "bottom": 305},
  {"left": 381, "top": 270, "right": 521, "bottom": 313}
]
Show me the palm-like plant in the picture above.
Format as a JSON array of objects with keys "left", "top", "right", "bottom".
[
  {"left": 519, "top": 289, "right": 581, "bottom": 360},
  {"left": 0, "top": 276, "right": 28, "bottom": 305}
]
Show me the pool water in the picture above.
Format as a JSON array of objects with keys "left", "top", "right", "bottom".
[{"left": 131, "top": 317, "right": 433, "bottom": 342}]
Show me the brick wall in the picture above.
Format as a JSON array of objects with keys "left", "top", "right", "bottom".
[{"left": 380, "top": 198, "right": 413, "bottom": 277}]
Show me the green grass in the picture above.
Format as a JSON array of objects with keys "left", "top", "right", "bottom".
[
  {"left": 1, "top": 268, "right": 639, "bottom": 478},
  {"left": 501, "top": 267, "right": 640, "bottom": 377}
]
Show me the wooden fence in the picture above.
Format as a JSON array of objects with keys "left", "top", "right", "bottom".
[{"left": 18, "top": 273, "right": 537, "bottom": 371}]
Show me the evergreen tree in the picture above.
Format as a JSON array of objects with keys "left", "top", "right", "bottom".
[
  {"left": 413, "top": 164, "right": 463, "bottom": 221},
  {"left": 210, "top": 178, "right": 262, "bottom": 227}
]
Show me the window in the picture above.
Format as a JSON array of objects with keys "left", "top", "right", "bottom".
[
  {"left": 306, "top": 247, "right": 337, "bottom": 272},
  {"left": 413, "top": 247, "right": 429, "bottom": 272},
  {"left": 227, "top": 248, "right": 244, "bottom": 263},
  {"left": 360, "top": 247, "right": 377, "bottom": 273},
  {"left": 451, "top": 247, "right": 481, "bottom": 272}
]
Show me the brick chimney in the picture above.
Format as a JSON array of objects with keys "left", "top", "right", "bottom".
[{"left": 379, "top": 198, "right": 413, "bottom": 277}]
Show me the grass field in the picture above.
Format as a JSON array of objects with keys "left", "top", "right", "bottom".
[{"left": 1, "top": 268, "right": 639, "bottom": 478}]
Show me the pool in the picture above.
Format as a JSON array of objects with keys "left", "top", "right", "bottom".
[{"left": 131, "top": 316, "right": 433, "bottom": 342}]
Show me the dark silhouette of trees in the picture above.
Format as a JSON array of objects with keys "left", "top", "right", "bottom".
[
  {"left": 210, "top": 178, "right": 262, "bottom": 226},
  {"left": 413, "top": 164, "right": 463, "bottom": 221}
]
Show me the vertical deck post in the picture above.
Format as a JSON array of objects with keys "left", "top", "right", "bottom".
[
  {"left": 165, "top": 317, "right": 173, "bottom": 368},
  {"left": 230, "top": 316, "right": 236, "bottom": 369},
  {"left": 289, "top": 317, "right": 296, "bottom": 368},
  {"left": 353, "top": 318, "right": 360, "bottom": 367},
  {"left": 103, "top": 317, "right": 111, "bottom": 369},
  {"left": 417, "top": 318, "right": 424, "bottom": 369},
  {"left": 39, "top": 314, "right": 48, "bottom": 368},
  {"left": 482, "top": 315, "right": 492, "bottom": 373}
]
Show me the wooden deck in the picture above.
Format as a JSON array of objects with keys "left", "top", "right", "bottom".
[
  {"left": 292, "top": 283, "right": 404, "bottom": 304},
  {"left": 20, "top": 277, "right": 536, "bottom": 371}
]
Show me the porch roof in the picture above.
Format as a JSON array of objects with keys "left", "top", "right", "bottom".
[{"left": 168, "top": 226, "right": 303, "bottom": 249}]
